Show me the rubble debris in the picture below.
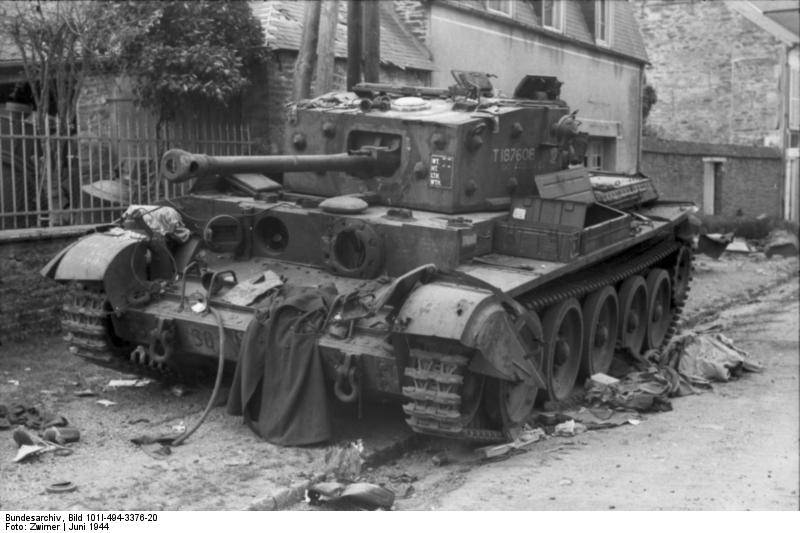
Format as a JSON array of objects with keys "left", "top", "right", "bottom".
[
  {"left": 589, "top": 373, "right": 619, "bottom": 387},
  {"left": 585, "top": 367, "right": 696, "bottom": 413},
  {"left": 96, "top": 399, "right": 116, "bottom": 407},
  {"left": 560, "top": 407, "right": 640, "bottom": 430},
  {"left": 42, "top": 426, "right": 80, "bottom": 445},
  {"left": 107, "top": 378, "right": 153, "bottom": 388},
  {"left": 73, "top": 389, "right": 97, "bottom": 397},
  {"left": 765, "top": 229, "right": 798, "bottom": 258},
  {"left": 725, "top": 238, "right": 754, "bottom": 254},
  {"left": 1, "top": 404, "right": 69, "bottom": 430},
  {"left": 323, "top": 440, "right": 364, "bottom": 481},
  {"left": 476, "top": 426, "right": 546, "bottom": 459},
  {"left": 697, "top": 232, "right": 733, "bottom": 259},
  {"left": 666, "top": 332, "right": 764, "bottom": 384},
  {"left": 11, "top": 427, "right": 75, "bottom": 463},
  {"left": 431, "top": 451, "right": 450, "bottom": 466},
  {"left": 307, "top": 481, "right": 395, "bottom": 510},
  {"left": 554, "top": 419, "right": 587, "bottom": 437}
]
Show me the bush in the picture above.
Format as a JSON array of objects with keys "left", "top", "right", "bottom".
[{"left": 699, "top": 214, "right": 799, "bottom": 241}]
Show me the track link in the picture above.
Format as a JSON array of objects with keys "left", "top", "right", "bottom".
[
  {"left": 61, "top": 284, "right": 174, "bottom": 379},
  {"left": 402, "top": 349, "right": 505, "bottom": 444}
]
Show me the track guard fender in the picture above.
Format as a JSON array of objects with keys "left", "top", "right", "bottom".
[
  {"left": 394, "top": 282, "right": 542, "bottom": 386},
  {"left": 47, "top": 231, "right": 148, "bottom": 314}
]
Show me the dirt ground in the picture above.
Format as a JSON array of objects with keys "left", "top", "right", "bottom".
[{"left": 0, "top": 251, "right": 797, "bottom": 511}]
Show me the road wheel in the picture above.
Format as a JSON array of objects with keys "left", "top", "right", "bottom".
[
  {"left": 645, "top": 269, "right": 673, "bottom": 350},
  {"left": 618, "top": 275, "right": 648, "bottom": 355},
  {"left": 543, "top": 298, "right": 583, "bottom": 402},
  {"left": 581, "top": 285, "right": 618, "bottom": 377}
]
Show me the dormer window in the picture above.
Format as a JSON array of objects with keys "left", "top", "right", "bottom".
[
  {"left": 595, "top": 0, "right": 612, "bottom": 46},
  {"left": 539, "top": 0, "right": 564, "bottom": 32},
  {"left": 486, "top": 0, "right": 513, "bottom": 17}
]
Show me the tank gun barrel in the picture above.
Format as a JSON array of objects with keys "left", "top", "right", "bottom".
[{"left": 160, "top": 148, "right": 387, "bottom": 183}]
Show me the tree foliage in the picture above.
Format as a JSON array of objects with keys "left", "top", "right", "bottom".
[
  {"left": 111, "top": 0, "right": 268, "bottom": 122},
  {"left": 0, "top": 0, "right": 117, "bottom": 132}
]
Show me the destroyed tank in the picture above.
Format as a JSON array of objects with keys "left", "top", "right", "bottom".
[{"left": 43, "top": 73, "right": 696, "bottom": 442}]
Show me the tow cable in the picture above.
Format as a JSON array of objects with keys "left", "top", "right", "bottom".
[{"left": 169, "top": 267, "right": 228, "bottom": 447}]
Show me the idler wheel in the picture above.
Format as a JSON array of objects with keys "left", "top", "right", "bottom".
[
  {"left": 580, "top": 285, "right": 619, "bottom": 377},
  {"left": 497, "top": 311, "right": 545, "bottom": 425},
  {"left": 618, "top": 275, "right": 648, "bottom": 355},
  {"left": 645, "top": 269, "right": 673, "bottom": 351},
  {"left": 543, "top": 298, "right": 583, "bottom": 402},
  {"left": 672, "top": 246, "right": 693, "bottom": 305}
]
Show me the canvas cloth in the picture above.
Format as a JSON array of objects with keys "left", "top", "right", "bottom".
[{"left": 227, "top": 284, "right": 337, "bottom": 446}]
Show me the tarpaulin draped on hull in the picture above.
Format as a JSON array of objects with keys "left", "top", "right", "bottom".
[{"left": 227, "top": 284, "right": 337, "bottom": 446}]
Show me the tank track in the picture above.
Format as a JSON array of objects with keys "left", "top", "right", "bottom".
[
  {"left": 402, "top": 351, "right": 506, "bottom": 443},
  {"left": 402, "top": 239, "right": 692, "bottom": 441},
  {"left": 61, "top": 284, "right": 174, "bottom": 380}
]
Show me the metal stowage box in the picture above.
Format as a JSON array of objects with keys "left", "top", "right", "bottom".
[{"left": 493, "top": 197, "right": 631, "bottom": 261}]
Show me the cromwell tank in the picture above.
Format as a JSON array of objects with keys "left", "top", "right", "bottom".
[{"left": 43, "top": 73, "right": 696, "bottom": 442}]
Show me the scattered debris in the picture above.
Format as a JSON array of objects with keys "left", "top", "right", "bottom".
[
  {"left": 323, "top": 440, "right": 364, "bottom": 481},
  {"left": 765, "top": 229, "right": 798, "bottom": 258},
  {"left": 667, "top": 332, "right": 763, "bottom": 384},
  {"left": 96, "top": 400, "right": 116, "bottom": 407},
  {"left": 7, "top": 380, "right": 19, "bottom": 386},
  {"left": 558, "top": 478, "right": 574, "bottom": 486},
  {"left": 170, "top": 385, "right": 189, "bottom": 397},
  {"left": 46, "top": 481, "right": 77, "bottom": 494},
  {"left": 725, "top": 238, "right": 754, "bottom": 254},
  {"left": 73, "top": 389, "right": 97, "bottom": 397},
  {"left": 107, "top": 378, "right": 153, "bottom": 388},
  {"left": 697, "top": 232, "right": 733, "bottom": 259},
  {"left": 560, "top": 407, "right": 640, "bottom": 430},
  {"left": 11, "top": 427, "right": 75, "bottom": 463},
  {"left": 589, "top": 373, "right": 619, "bottom": 387},
  {"left": 476, "top": 426, "right": 546, "bottom": 459},
  {"left": 307, "top": 481, "right": 395, "bottom": 510},
  {"left": 171, "top": 422, "right": 186, "bottom": 433},
  {"left": 431, "top": 451, "right": 450, "bottom": 466},
  {"left": 42, "top": 426, "right": 80, "bottom": 445},
  {"left": 554, "top": 419, "right": 587, "bottom": 437}
]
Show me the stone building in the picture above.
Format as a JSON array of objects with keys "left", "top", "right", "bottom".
[{"left": 633, "top": 0, "right": 799, "bottom": 221}]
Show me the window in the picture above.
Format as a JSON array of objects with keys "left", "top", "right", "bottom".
[
  {"left": 540, "top": 0, "right": 564, "bottom": 32},
  {"left": 789, "top": 64, "right": 799, "bottom": 131},
  {"left": 594, "top": 0, "right": 611, "bottom": 46},
  {"left": 486, "top": 0, "right": 512, "bottom": 17},
  {"left": 583, "top": 137, "right": 616, "bottom": 171}
]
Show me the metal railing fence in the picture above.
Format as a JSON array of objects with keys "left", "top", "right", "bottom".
[{"left": 0, "top": 110, "right": 252, "bottom": 230}]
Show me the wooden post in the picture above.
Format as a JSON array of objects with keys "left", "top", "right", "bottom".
[
  {"left": 293, "top": 0, "right": 322, "bottom": 101},
  {"left": 347, "top": 0, "right": 362, "bottom": 90},
  {"left": 362, "top": 0, "right": 380, "bottom": 83},
  {"left": 315, "top": 0, "right": 340, "bottom": 95}
]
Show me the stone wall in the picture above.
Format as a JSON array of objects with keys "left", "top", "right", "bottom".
[
  {"left": 642, "top": 138, "right": 783, "bottom": 217},
  {"left": 0, "top": 230, "right": 86, "bottom": 343},
  {"left": 633, "top": 0, "right": 784, "bottom": 147}
]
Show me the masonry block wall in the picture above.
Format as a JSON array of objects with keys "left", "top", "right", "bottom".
[
  {"left": 0, "top": 236, "right": 72, "bottom": 343},
  {"left": 642, "top": 138, "right": 783, "bottom": 217},
  {"left": 633, "top": 0, "right": 784, "bottom": 146}
]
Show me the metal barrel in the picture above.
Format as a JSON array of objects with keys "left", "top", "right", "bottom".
[{"left": 160, "top": 149, "right": 378, "bottom": 183}]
